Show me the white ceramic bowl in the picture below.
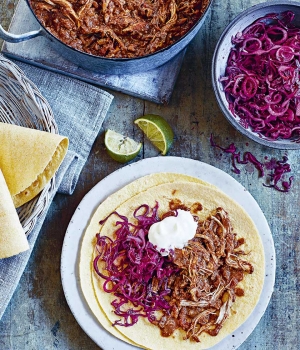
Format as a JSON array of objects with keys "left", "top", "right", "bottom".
[{"left": 212, "top": 0, "right": 300, "bottom": 149}]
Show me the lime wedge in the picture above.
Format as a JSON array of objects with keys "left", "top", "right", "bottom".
[
  {"left": 134, "top": 114, "right": 174, "bottom": 155},
  {"left": 104, "top": 129, "right": 142, "bottom": 163}
]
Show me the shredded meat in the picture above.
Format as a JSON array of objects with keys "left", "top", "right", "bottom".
[
  {"left": 29, "top": 0, "right": 210, "bottom": 58},
  {"left": 158, "top": 206, "right": 254, "bottom": 342}
]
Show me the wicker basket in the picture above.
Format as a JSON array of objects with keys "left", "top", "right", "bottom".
[{"left": 0, "top": 54, "right": 57, "bottom": 236}]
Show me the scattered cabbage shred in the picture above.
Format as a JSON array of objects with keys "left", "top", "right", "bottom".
[{"left": 210, "top": 134, "right": 293, "bottom": 193}]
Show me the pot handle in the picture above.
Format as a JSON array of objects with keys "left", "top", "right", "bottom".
[{"left": 0, "top": 25, "right": 43, "bottom": 43}]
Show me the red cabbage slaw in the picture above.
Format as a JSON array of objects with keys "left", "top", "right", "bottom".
[
  {"left": 93, "top": 202, "right": 178, "bottom": 327},
  {"left": 210, "top": 134, "right": 293, "bottom": 192},
  {"left": 221, "top": 11, "right": 300, "bottom": 141},
  {"left": 263, "top": 155, "right": 293, "bottom": 192}
]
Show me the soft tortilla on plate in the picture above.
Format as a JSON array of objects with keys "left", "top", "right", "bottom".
[
  {"left": 89, "top": 181, "right": 265, "bottom": 349},
  {"left": 0, "top": 122, "right": 68, "bottom": 208},
  {"left": 0, "top": 169, "right": 29, "bottom": 259},
  {"left": 79, "top": 173, "right": 214, "bottom": 345}
]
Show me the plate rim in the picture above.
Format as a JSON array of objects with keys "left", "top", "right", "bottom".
[{"left": 61, "top": 156, "right": 275, "bottom": 350}]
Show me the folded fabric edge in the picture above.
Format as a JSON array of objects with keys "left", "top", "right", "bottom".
[{"left": 57, "top": 150, "right": 85, "bottom": 195}]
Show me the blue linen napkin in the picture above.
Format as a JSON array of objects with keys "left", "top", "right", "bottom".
[{"left": 0, "top": 60, "right": 114, "bottom": 320}]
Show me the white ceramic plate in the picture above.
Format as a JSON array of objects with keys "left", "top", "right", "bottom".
[{"left": 61, "top": 156, "right": 275, "bottom": 350}]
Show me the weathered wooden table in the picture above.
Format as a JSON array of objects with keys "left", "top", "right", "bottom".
[{"left": 0, "top": 0, "right": 299, "bottom": 349}]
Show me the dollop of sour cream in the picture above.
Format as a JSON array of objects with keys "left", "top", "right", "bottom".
[{"left": 148, "top": 209, "right": 197, "bottom": 256}]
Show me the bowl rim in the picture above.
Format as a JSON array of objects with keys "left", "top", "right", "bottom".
[{"left": 211, "top": 0, "right": 300, "bottom": 150}]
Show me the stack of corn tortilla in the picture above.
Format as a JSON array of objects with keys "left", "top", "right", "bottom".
[{"left": 0, "top": 122, "right": 68, "bottom": 259}]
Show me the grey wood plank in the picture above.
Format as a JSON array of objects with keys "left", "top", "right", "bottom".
[{"left": 0, "top": 0, "right": 300, "bottom": 349}]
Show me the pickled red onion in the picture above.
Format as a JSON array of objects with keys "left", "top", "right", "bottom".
[
  {"left": 93, "top": 204, "right": 178, "bottom": 327},
  {"left": 221, "top": 11, "right": 300, "bottom": 141}
]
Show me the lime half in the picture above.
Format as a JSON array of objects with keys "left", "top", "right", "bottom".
[
  {"left": 134, "top": 114, "right": 174, "bottom": 155},
  {"left": 104, "top": 129, "right": 142, "bottom": 163}
]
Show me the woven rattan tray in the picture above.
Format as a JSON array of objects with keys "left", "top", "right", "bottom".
[{"left": 0, "top": 54, "right": 57, "bottom": 236}]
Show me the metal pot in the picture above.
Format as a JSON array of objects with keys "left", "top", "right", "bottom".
[{"left": 0, "top": 0, "right": 213, "bottom": 75}]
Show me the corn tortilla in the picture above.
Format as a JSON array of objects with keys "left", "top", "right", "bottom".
[
  {"left": 0, "top": 122, "right": 69, "bottom": 208},
  {"left": 0, "top": 169, "right": 29, "bottom": 259},
  {"left": 79, "top": 173, "right": 214, "bottom": 345},
  {"left": 80, "top": 176, "right": 264, "bottom": 350},
  {"left": 92, "top": 182, "right": 265, "bottom": 349}
]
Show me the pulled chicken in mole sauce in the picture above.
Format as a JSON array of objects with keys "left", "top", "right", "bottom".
[
  {"left": 156, "top": 206, "right": 254, "bottom": 342},
  {"left": 29, "top": 0, "right": 210, "bottom": 58}
]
